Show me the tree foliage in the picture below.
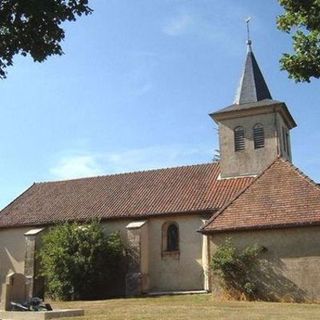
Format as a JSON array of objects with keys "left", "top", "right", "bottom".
[
  {"left": 38, "top": 221, "right": 125, "bottom": 301},
  {"left": 211, "top": 239, "right": 262, "bottom": 300},
  {"left": 0, "top": 0, "right": 92, "bottom": 78},
  {"left": 277, "top": 0, "right": 320, "bottom": 82}
]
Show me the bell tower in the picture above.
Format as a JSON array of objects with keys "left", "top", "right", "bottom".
[{"left": 210, "top": 26, "right": 296, "bottom": 179}]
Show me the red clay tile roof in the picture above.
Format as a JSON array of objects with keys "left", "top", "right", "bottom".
[
  {"left": 201, "top": 158, "right": 320, "bottom": 233},
  {"left": 0, "top": 163, "right": 253, "bottom": 228}
]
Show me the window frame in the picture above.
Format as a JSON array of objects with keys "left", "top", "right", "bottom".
[
  {"left": 161, "top": 221, "right": 180, "bottom": 257},
  {"left": 253, "top": 123, "right": 265, "bottom": 149},
  {"left": 167, "top": 223, "right": 179, "bottom": 251},
  {"left": 234, "top": 126, "right": 245, "bottom": 151},
  {"left": 282, "top": 127, "right": 287, "bottom": 153}
]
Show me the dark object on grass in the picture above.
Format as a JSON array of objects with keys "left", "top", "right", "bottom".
[{"left": 10, "top": 297, "right": 52, "bottom": 312}]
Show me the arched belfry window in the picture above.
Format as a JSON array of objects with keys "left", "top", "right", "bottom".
[
  {"left": 234, "top": 126, "right": 245, "bottom": 151},
  {"left": 162, "top": 222, "right": 179, "bottom": 254},
  {"left": 253, "top": 123, "right": 265, "bottom": 149}
]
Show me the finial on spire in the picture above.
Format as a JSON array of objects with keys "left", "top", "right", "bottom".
[
  {"left": 245, "top": 17, "right": 252, "bottom": 51},
  {"left": 233, "top": 16, "right": 272, "bottom": 104}
]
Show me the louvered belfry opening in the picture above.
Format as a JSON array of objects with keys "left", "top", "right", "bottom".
[
  {"left": 234, "top": 126, "right": 245, "bottom": 151},
  {"left": 253, "top": 123, "right": 264, "bottom": 149}
]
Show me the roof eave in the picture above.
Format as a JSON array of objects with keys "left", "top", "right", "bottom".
[
  {"left": 0, "top": 208, "right": 219, "bottom": 230},
  {"left": 201, "top": 220, "right": 320, "bottom": 234},
  {"left": 210, "top": 101, "right": 297, "bottom": 129}
]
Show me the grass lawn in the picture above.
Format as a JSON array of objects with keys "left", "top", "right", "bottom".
[{"left": 51, "top": 293, "right": 320, "bottom": 320}]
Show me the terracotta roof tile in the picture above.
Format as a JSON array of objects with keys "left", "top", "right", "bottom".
[
  {"left": 0, "top": 163, "right": 253, "bottom": 228},
  {"left": 202, "top": 158, "right": 320, "bottom": 233}
]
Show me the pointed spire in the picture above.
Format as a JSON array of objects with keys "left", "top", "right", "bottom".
[{"left": 234, "top": 19, "right": 272, "bottom": 105}]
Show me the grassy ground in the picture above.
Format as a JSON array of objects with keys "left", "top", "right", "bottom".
[{"left": 51, "top": 294, "right": 320, "bottom": 320}]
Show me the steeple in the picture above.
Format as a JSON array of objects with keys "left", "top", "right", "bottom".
[
  {"left": 210, "top": 20, "right": 297, "bottom": 179},
  {"left": 234, "top": 19, "right": 272, "bottom": 105},
  {"left": 234, "top": 47, "right": 272, "bottom": 104}
]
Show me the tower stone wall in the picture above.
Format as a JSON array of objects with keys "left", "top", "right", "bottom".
[
  {"left": 217, "top": 108, "right": 292, "bottom": 178},
  {"left": 211, "top": 41, "right": 296, "bottom": 179}
]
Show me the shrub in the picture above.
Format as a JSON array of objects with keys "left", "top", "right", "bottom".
[
  {"left": 38, "top": 220, "right": 125, "bottom": 300},
  {"left": 211, "top": 238, "right": 262, "bottom": 300}
]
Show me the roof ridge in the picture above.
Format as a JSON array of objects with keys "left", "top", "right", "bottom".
[
  {"left": 200, "top": 157, "right": 280, "bottom": 232},
  {"left": 0, "top": 183, "right": 37, "bottom": 213},
  {"left": 280, "top": 158, "right": 320, "bottom": 191},
  {"left": 37, "top": 162, "right": 218, "bottom": 185}
]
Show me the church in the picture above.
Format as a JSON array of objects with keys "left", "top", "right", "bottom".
[{"left": 0, "top": 38, "right": 320, "bottom": 302}]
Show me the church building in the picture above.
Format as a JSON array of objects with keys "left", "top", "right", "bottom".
[{"left": 0, "top": 38, "right": 320, "bottom": 302}]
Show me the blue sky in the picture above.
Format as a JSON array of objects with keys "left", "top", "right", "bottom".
[{"left": 0, "top": 0, "right": 319, "bottom": 209}]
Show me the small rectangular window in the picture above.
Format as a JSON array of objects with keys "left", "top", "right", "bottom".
[
  {"left": 282, "top": 127, "right": 287, "bottom": 153},
  {"left": 234, "top": 127, "right": 245, "bottom": 151},
  {"left": 253, "top": 124, "right": 264, "bottom": 149},
  {"left": 286, "top": 131, "right": 291, "bottom": 157}
]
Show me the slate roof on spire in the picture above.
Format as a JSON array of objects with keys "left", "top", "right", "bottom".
[
  {"left": 210, "top": 41, "right": 296, "bottom": 130},
  {"left": 234, "top": 44, "right": 272, "bottom": 105}
]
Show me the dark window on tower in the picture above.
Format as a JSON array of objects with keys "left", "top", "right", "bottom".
[
  {"left": 253, "top": 123, "right": 264, "bottom": 149},
  {"left": 286, "top": 131, "right": 291, "bottom": 157},
  {"left": 282, "top": 127, "right": 287, "bottom": 153},
  {"left": 234, "top": 126, "right": 245, "bottom": 151},
  {"left": 167, "top": 223, "right": 179, "bottom": 251}
]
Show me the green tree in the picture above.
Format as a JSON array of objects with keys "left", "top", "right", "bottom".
[
  {"left": 0, "top": 0, "right": 92, "bottom": 79},
  {"left": 211, "top": 239, "right": 262, "bottom": 300},
  {"left": 277, "top": 0, "right": 320, "bottom": 82},
  {"left": 38, "top": 221, "right": 125, "bottom": 300}
]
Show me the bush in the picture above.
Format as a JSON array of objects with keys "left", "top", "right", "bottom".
[
  {"left": 38, "top": 221, "right": 125, "bottom": 300},
  {"left": 211, "top": 239, "right": 262, "bottom": 300}
]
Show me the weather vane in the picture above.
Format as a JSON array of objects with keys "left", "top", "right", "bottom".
[{"left": 245, "top": 17, "right": 252, "bottom": 50}]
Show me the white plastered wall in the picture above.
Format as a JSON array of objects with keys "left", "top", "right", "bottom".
[
  {"left": 102, "top": 215, "right": 206, "bottom": 292},
  {"left": 210, "top": 226, "right": 320, "bottom": 301},
  {"left": 0, "top": 214, "right": 207, "bottom": 298},
  {"left": 147, "top": 215, "right": 205, "bottom": 292},
  {"left": 0, "top": 227, "right": 31, "bottom": 300}
]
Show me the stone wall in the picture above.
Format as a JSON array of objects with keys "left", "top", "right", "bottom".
[
  {"left": 209, "top": 226, "right": 320, "bottom": 301},
  {"left": 218, "top": 111, "right": 291, "bottom": 178},
  {"left": 0, "top": 227, "right": 31, "bottom": 301},
  {"left": 102, "top": 215, "right": 207, "bottom": 293},
  {"left": 0, "top": 214, "right": 207, "bottom": 300},
  {"left": 147, "top": 215, "right": 206, "bottom": 292}
]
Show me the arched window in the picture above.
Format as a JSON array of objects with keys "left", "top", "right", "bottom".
[
  {"left": 234, "top": 126, "right": 245, "bottom": 151},
  {"left": 162, "top": 222, "right": 179, "bottom": 253},
  {"left": 253, "top": 123, "right": 265, "bottom": 149},
  {"left": 167, "top": 223, "right": 179, "bottom": 251}
]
